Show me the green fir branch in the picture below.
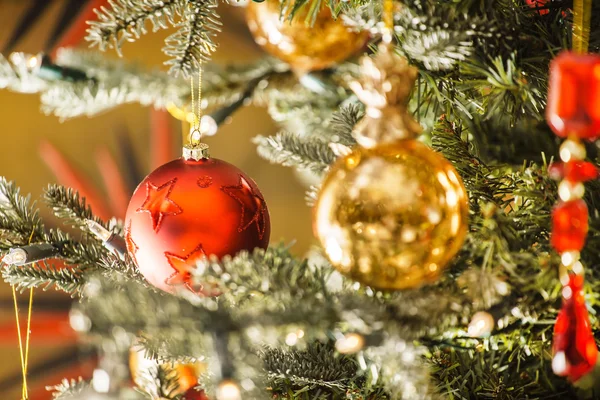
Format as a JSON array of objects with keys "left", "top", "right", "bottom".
[
  {"left": 48, "top": 378, "right": 89, "bottom": 399},
  {"left": 429, "top": 344, "right": 576, "bottom": 399},
  {"left": 86, "top": 0, "right": 182, "bottom": 56},
  {"left": 329, "top": 103, "right": 362, "bottom": 146},
  {"left": 0, "top": 177, "right": 45, "bottom": 243},
  {"left": 134, "top": 364, "right": 183, "bottom": 400},
  {"left": 263, "top": 342, "right": 360, "bottom": 392},
  {"left": 44, "top": 48, "right": 188, "bottom": 119},
  {"left": 86, "top": 0, "right": 220, "bottom": 78},
  {"left": 163, "top": 0, "right": 221, "bottom": 77},
  {"left": 0, "top": 0, "right": 598, "bottom": 398},
  {"left": 192, "top": 244, "right": 320, "bottom": 307},
  {"left": 98, "top": 254, "right": 152, "bottom": 287},
  {"left": 2, "top": 261, "right": 86, "bottom": 294},
  {"left": 253, "top": 132, "right": 336, "bottom": 173},
  {"left": 459, "top": 53, "right": 546, "bottom": 124},
  {"left": 44, "top": 184, "right": 106, "bottom": 232},
  {"left": 0, "top": 49, "right": 293, "bottom": 120},
  {"left": 0, "top": 53, "right": 17, "bottom": 86},
  {"left": 252, "top": 102, "right": 362, "bottom": 173}
]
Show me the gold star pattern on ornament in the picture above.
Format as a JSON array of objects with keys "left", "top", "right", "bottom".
[
  {"left": 125, "top": 220, "right": 139, "bottom": 265},
  {"left": 136, "top": 178, "right": 182, "bottom": 232},
  {"left": 164, "top": 244, "right": 207, "bottom": 294},
  {"left": 221, "top": 175, "right": 267, "bottom": 239},
  {"left": 197, "top": 176, "right": 213, "bottom": 188}
]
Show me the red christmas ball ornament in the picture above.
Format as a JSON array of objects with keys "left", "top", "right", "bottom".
[{"left": 125, "top": 143, "right": 270, "bottom": 294}]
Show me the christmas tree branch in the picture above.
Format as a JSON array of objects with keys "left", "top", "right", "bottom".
[
  {"left": 2, "top": 261, "right": 86, "bottom": 294},
  {"left": 76, "top": 242, "right": 477, "bottom": 398},
  {"left": 253, "top": 132, "right": 336, "bottom": 173},
  {"left": 0, "top": 179, "right": 147, "bottom": 295},
  {"left": 1, "top": 0, "right": 599, "bottom": 397},
  {"left": 134, "top": 364, "right": 184, "bottom": 400},
  {"left": 86, "top": 0, "right": 221, "bottom": 77},
  {"left": 365, "top": 340, "right": 441, "bottom": 400},
  {"left": 0, "top": 177, "right": 45, "bottom": 245},
  {"left": 252, "top": 103, "right": 360, "bottom": 171},
  {"left": 262, "top": 342, "right": 383, "bottom": 396},
  {"left": 429, "top": 342, "right": 575, "bottom": 399},
  {"left": 48, "top": 378, "right": 90, "bottom": 399},
  {"left": 163, "top": 0, "right": 221, "bottom": 77},
  {"left": 86, "top": 0, "right": 181, "bottom": 55},
  {"left": 44, "top": 184, "right": 107, "bottom": 232},
  {"left": 0, "top": 49, "right": 298, "bottom": 120},
  {"left": 328, "top": 103, "right": 362, "bottom": 146}
]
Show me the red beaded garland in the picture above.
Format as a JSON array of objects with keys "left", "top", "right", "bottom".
[
  {"left": 125, "top": 157, "right": 270, "bottom": 294},
  {"left": 546, "top": 52, "right": 600, "bottom": 140},
  {"left": 547, "top": 50, "right": 599, "bottom": 382},
  {"left": 548, "top": 161, "right": 599, "bottom": 182},
  {"left": 552, "top": 274, "right": 598, "bottom": 382}
]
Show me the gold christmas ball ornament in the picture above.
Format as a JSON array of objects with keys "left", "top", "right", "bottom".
[
  {"left": 314, "top": 45, "right": 469, "bottom": 290},
  {"left": 246, "top": 0, "right": 368, "bottom": 73},
  {"left": 314, "top": 141, "right": 468, "bottom": 290}
]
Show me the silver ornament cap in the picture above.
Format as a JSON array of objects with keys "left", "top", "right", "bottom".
[{"left": 183, "top": 142, "right": 210, "bottom": 161}]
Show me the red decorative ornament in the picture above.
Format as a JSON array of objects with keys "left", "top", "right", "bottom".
[
  {"left": 548, "top": 161, "right": 599, "bottom": 182},
  {"left": 547, "top": 50, "right": 599, "bottom": 382},
  {"left": 125, "top": 144, "right": 270, "bottom": 294},
  {"left": 550, "top": 200, "right": 588, "bottom": 253},
  {"left": 546, "top": 52, "right": 600, "bottom": 140},
  {"left": 552, "top": 273, "right": 598, "bottom": 381}
]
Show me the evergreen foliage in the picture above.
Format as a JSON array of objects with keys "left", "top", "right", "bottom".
[{"left": 2, "top": 0, "right": 600, "bottom": 399}]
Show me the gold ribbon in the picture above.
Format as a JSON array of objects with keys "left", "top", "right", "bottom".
[
  {"left": 12, "top": 287, "right": 33, "bottom": 400},
  {"left": 166, "top": 103, "right": 195, "bottom": 124},
  {"left": 167, "top": 66, "right": 203, "bottom": 146},
  {"left": 383, "top": 0, "right": 394, "bottom": 36},
  {"left": 166, "top": 103, "right": 193, "bottom": 146},
  {"left": 12, "top": 229, "right": 36, "bottom": 399},
  {"left": 572, "top": 0, "right": 592, "bottom": 53}
]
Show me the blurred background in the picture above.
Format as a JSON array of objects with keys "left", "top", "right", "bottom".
[{"left": 0, "top": 1, "right": 312, "bottom": 397}]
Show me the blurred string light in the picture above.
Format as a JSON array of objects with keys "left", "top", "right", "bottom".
[
  {"left": 2, "top": 243, "right": 60, "bottom": 266},
  {"left": 85, "top": 219, "right": 127, "bottom": 259},
  {"left": 335, "top": 333, "right": 365, "bottom": 354},
  {"left": 216, "top": 379, "right": 242, "bottom": 400},
  {"left": 467, "top": 311, "right": 495, "bottom": 338}
]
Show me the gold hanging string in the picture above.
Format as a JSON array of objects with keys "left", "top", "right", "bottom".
[
  {"left": 190, "top": 72, "right": 196, "bottom": 131},
  {"left": 382, "top": 0, "right": 394, "bottom": 43},
  {"left": 572, "top": 0, "right": 592, "bottom": 53},
  {"left": 189, "top": 65, "right": 203, "bottom": 145},
  {"left": 11, "top": 229, "right": 36, "bottom": 399},
  {"left": 23, "top": 287, "right": 33, "bottom": 389},
  {"left": 11, "top": 287, "right": 27, "bottom": 400}
]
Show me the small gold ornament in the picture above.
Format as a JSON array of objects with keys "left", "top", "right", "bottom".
[
  {"left": 313, "top": 45, "right": 469, "bottom": 290},
  {"left": 246, "top": 0, "right": 368, "bottom": 73},
  {"left": 129, "top": 346, "right": 205, "bottom": 395}
]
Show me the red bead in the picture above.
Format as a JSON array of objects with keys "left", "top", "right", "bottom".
[
  {"left": 525, "top": 0, "right": 549, "bottom": 15},
  {"left": 546, "top": 52, "right": 600, "bottom": 140},
  {"left": 552, "top": 274, "right": 598, "bottom": 381},
  {"left": 551, "top": 200, "right": 588, "bottom": 253},
  {"left": 125, "top": 157, "right": 270, "bottom": 294},
  {"left": 548, "top": 163, "right": 565, "bottom": 181},
  {"left": 548, "top": 161, "right": 599, "bottom": 182}
]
